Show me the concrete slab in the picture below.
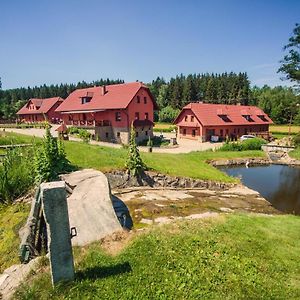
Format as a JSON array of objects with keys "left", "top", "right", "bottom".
[{"left": 62, "top": 169, "right": 122, "bottom": 246}]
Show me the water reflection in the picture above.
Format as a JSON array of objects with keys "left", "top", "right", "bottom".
[{"left": 220, "top": 165, "right": 300, "bottom": 215}]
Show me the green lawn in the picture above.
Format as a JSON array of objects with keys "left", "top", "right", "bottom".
[
  {"left": 15, "top": 214, "right": 300, "bottom": 299},
  {"left": 1, "top": 132, "right": 265, "bottom": 182},
  {"left": 289, "top": 148, "right": 300, "bottom": 160},
  {"left": 64, "top": 140, "right": 265, "bottom": 183},
  {"left": 0, "top": 203, "right": 30, "bottom": 273}
]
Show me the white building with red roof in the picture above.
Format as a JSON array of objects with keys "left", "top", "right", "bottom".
[
  {"left": 56, "top": 82, "right": 158, "bottom": 144},
  {"left": 17, "top": 97, "right": 64, "bottom": 123},
  {"left": 174, "top": 103, "right": 273, "bottom": 142}
]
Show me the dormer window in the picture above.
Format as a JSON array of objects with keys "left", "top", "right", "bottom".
[
  {"left": 257, "top": 115, "right": 268, "bottom": 122},
  {"left": 218, "top": 114, "right": 232, "bottom": 123},
  {"left": 242, "top": 115, "right": 254, "bottom": 122},
  {"left": 81, "top": 97, "right": 91, "bottom": 104},
  {"left": 137, "top": 96, "right": 140, "bottom": 103},
  {"left": 185, "top": 116, "right": 188, "bottom": 122},
  {"left": 191, "top": 116, "right": 194, "bottom": 122}
]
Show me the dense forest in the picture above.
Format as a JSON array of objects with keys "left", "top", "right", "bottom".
[{"left": 0, "top": 73, "right": 299, "bottom": 124}]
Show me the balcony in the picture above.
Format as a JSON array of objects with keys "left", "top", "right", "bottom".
[{"left": 70, "top": 120, "right": 111, "bottom": 127}]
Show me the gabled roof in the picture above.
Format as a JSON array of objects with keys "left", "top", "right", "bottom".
[
  {"left": 56, "top": 82, "right": 158, "bottom": 113},
  {"left": 174, "top": 103, "right": 273, "bottom": 126},
  {"left": 17, "top": 97, "right": 64, "bottom": 115}
]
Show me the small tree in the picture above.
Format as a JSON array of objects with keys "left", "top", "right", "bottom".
[
  {"left": 34, "top": 125, "right": 72, "bottom": 182},
  {"left": 125, "top": 126, "right": 146, "bottom": 176}
]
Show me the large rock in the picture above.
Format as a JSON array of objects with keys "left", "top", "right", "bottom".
[{"left": 61, "top": 169, "right": 122, "bottom": 246}]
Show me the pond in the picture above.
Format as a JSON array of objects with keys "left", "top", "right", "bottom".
[{"left": 220, "top": 164, "right": 300, "bottom": 215}]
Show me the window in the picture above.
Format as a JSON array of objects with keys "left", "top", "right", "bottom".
[
  {"left": 185, "top": 116, "right": 188, "bottom": 122},
  {"left": 218, "top": 115, "right": 232, "bottom": 123},
  {"left": 242, "top": 115, "right": 254, "bottom": 122},
  {"left": 144, "top": 97, "right": 147, "bottom": 104},
  {"left": 226, "top": 129, "right": 229, "bottom": 135},
  {"left": 137, "top": 96, "right": 140, "bottom": 103},
  {"left": 105, "top": 132, "right": 109, "bottom": 138},
  {"left": 136, "top": 131, "right": 139, "bottom": 137},
  {"left": 81, "top": 97, "right": 91, "bottom": 104},
  {"left": 145, "top": 112, "right": 149, "bottom": 120},
  {"left": 183, "top": 129, "right": 186, "bottom": 135},
  {"left": 192, "top": 129, "right": 196, "bottom": 137},
  {"left": 220, "top": 129, "right": 223, "bottom": 136},
  {"left": 191, "top": 116, "right": 194, "bottom": 122},
  {"left": 117, "top": 132, "right": 120, "bottom": 138},
  {"left": 135, "top": 112, "right": 140, "bottom": 120},
  {"left": 145, "top": 130, "right": 148, "bottom": 136},
  {"left": 115, "top": 112, "right": 121, "bottom": 122},
  {"left": 257, "top": 115, "right": 268, "bottom": 122}
]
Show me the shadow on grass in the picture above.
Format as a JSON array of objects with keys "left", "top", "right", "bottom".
[{"left": 76, "top": 262, "right": 132, "bottom": 280}]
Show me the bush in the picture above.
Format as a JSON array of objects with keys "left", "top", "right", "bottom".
[
  {"left": 218, "top": 138, "right": 266, "bottom": 152},
  {"left": 67, "top": 126, "right": 80, "bottom": 135},
  {"left": 0, "top": 148, "right": 35, "bottom": 203},
  {"left": 293, "top": 133, "right": 300, "bottom": 147},
  {"left": 241, "top": 138, "right": 267, "bottom": 150},
  {"left": 138, "top": 136, "right": 169, "bottom": 147},
  {"left": 78, "top": 129, "right": 91, "bottom": 143},
  {"left": 158, "top": 106, "right": 180, "bottom": 123}
]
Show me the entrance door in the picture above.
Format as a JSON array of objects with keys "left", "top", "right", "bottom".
[{"left": 206, "top": 129, "right": 215, "bottom": 141}]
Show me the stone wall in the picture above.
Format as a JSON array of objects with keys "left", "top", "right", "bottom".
[
  {"left": 106, "top": 170, "right": 235, "bottom": 190},
  {"left": 209, "top": 157, "right": 271, "bottom": 167}
]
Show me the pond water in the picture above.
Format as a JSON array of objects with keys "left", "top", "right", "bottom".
[{"left": 220, "top": 164, "right": 300, "bottom": 215}]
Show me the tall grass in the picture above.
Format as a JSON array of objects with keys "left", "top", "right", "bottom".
[{"left": 0, "top": 148, "right": 35, "bottom": 203}]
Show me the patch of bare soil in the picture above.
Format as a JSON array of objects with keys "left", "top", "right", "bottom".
[{"left": 99, "top": 230, "right": 137, "bottom": 256}]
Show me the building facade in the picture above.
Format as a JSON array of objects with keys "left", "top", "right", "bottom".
[
  {"left": 56, "top": 82, "right": 157, "bottom": 144},
  {"left": 17, "top": 97, "right": 64, "bottom": 123},
  {"left": 174, "top": 103, "right": 273, "bottom": 142}
]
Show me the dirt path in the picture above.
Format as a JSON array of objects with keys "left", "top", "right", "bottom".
[{"left": 4, "top": 127, "right": 221, "bottom": 153}]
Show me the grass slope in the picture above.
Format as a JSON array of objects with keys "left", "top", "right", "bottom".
[
  {"left": 0, "top": 204, "right": 30, "bottom": 272},
  {"left": 64, "top": 140, "right": 265, "bottom": 182},
  {"left": 2, "top": 132, "right": 265, "bottom": 182},
  {"left": 289, "top": 148, "right": 300, "bottom": 160},
  {"left": 16, "top": 214, "right": 300, "bottom": 299}
]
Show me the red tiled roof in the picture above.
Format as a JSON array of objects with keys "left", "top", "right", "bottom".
[
  {"left": 17, "top": 97, "right": 63, "bottom": 115},
  {"left": 174, "top": 103, "right": 273, "bottom": 126},
  {"left": 56, "top": 82, "right": 157, "bottom": 112}
]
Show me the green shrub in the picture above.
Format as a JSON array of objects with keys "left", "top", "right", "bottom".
[
  {"left": 218, "top": 138, "right": 266, "bottom": 152},
  {"left": 139, "top": 136, "right": 169, "bottom": 147},
  {"left": 0, "top": 148, "right": 35, "bottom": 203},
  {"left": 153, "top": 126, "right": 176, "bottom": 133},
  {"left": 293, "top": 133, "right": 300, "bottom": 147},
  {"left": 67, "top": 126, "right": 80, "bottom": 135},
  {"left": 241, "top": 138, "right": 267, "bottom": 150},
  {"left": 78, "top": 129, "right": 91, "bottom": 143}
]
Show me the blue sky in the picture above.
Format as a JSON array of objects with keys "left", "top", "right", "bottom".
[{"left": 0, "top": 0, "right": 299, "bottom": 89}]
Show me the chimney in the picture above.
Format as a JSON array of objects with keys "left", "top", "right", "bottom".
[{"left": 101, "top": 85, "right": 107, "bottom": 96}]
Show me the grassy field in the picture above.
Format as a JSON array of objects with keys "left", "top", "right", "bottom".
[
  {"left": 64, "top": 140, "right": 265, "bottom": 183},
  {"left": 0, "top": 132, "right": 266, "bottom": 183},
  {"left": 0, "top": 204, "right": 30, "bottom": 273},
  {"left": 15, "top": 213, "right": 300, "bottom": 299},
  {"left": 270, "top": 125, "right": 300, "bottom": 134}
]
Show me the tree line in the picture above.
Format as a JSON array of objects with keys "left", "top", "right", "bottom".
[
  {"left": 0, "top": 78, "right": 124, "bottom": 120},
  {"left": 0, "top": 72, "right": 299, "bottom": 125}
]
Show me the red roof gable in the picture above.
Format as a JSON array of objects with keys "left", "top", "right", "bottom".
[
  {"left": 56, "top": 82, "right": 157, "bottom": 113},
  {"left": 17, "top": 97, "right": 64, "bottom": 115},
  {"left": 174, "top": 103, "right": 273, "bottom": 126}
]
